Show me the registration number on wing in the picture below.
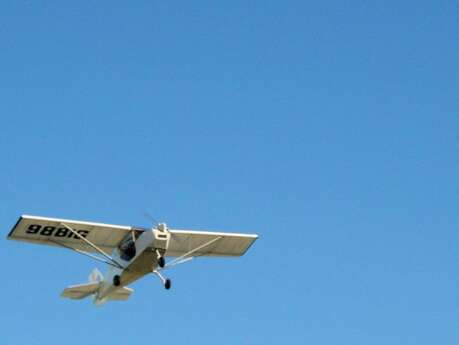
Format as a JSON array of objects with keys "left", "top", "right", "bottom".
[{"left": 26, "top": 224, "right": 90, "bottom": 239}]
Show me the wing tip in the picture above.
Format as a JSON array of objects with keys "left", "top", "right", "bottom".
[
  {"left": 240, "top": 235, "right": 258, "bottom": 256},
  {"left": 6, "top": 215, "right": 24, "bottom": 239}
]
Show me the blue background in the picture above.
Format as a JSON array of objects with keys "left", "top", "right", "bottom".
[{"left": 1, "top": 1, "right": 457, "bottom": 344}]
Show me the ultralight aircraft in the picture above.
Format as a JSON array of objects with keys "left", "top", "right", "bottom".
[{"left": 7, "top": 215, "right": 258, "bottom": 305}]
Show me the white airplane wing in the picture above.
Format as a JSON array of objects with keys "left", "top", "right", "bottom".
[
  {"left": 165, "top": 229, "right": 258, "bottom": 257},
  {"left": 7, "top": 215, "right": 258, "bottom": 258},
  {"left": 7, "top": 215, "right": 132, "bottom": 254}
]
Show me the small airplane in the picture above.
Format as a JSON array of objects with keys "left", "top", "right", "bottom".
[{"left": 7, "top": 215, "right": 258, "bottom": 305}]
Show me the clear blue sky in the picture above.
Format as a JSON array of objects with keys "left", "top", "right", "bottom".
[{"left": 1, "top": 1, "right": 457, "bottom": 344}]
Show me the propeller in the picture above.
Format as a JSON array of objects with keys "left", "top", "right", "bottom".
[
  {"left": 143, "top": 211, "right": 195, "bottom": 290},
  {"left": 143, "top": 211, "right": 171, "bottom": 234},
  {"left": 143, "top": 211, "right": 173, "bottom": 288},
  {"left": 143, "top": 211, "right": 160, "bottom": 228}
]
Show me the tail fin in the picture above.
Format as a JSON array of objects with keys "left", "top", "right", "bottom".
[
  {"left": 89, "top": 268, "right": 103, "bottom": 283},
  {"left": 62, "top": 268, "right": 134, "bottom": 304}
]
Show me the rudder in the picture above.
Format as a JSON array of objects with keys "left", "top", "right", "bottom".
[{"left": 89, "top": 268, "right": 103, "bottom": 282}]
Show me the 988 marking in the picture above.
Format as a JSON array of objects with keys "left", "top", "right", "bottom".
[{"left": 26, "top": 224, "right": 89, "bottom": 239}]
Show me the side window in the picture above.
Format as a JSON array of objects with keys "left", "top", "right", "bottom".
[{"left": 118, "top": 232, "right": 136, "bottom": 261}]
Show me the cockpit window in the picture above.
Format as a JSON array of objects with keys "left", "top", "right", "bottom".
[{"left": 118, "top": 231, "right": 141, "bottom": 261}]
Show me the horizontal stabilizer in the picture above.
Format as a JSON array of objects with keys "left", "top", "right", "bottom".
[
  {"left": 61, "top": 282, "right": 99, "bottom": 300},
  {"left": 108, "top": 286, "right": 133, "bottom": 301}
]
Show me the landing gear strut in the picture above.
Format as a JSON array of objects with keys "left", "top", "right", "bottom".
[
  {"left": 154, "top": 270, "right": 171, "bottom": 290},
  {"left": 155, "top": 249, "right": 166, "bottom": 268}
]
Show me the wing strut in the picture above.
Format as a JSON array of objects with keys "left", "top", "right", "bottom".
[
  {"left": 163, "top": 235, "right": 223, "bottom": 268},
  {"left": 152, "top": 236, "right": 223, "bottom": 290},
  {"left": 49, "top": 239, "right": 123, "bottom": 269},
  {"left": 60, "top": 222, "right": 124, "bottom": 269}
]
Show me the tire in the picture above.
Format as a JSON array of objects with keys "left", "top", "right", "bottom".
[
  {"left": 113, "top": 275, "right": 121, "bottom": 286},
  {"left": 158, "top": 256, "right": 165, "bottom": 268}
]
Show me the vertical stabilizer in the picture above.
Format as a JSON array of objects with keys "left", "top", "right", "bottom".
[{"left": 89, "top": 268, "right": 103, "bottom": 282}]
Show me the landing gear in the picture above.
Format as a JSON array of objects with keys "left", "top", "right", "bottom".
[
  {"left": 113, "top": 275, "right": 121, "bottom": 286},
  {"left": 155, "top": 249, "right": 166, "bottom": 268},
  {"left": 158, "top": 256, "right": 165, "bottom": 268},
  {"left": 164, "top": 278, "right": 171, "bottom": 290},
  {"left": 153, "top": 270, "right": 172, "bottom": 290}
]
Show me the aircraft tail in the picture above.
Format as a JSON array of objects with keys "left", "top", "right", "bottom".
[
  {"left": 61, "top": 268, "right": 103, "bottom": 300},
  {"left": 61, "top": 268, "right": 134, "bottom": 304}
]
